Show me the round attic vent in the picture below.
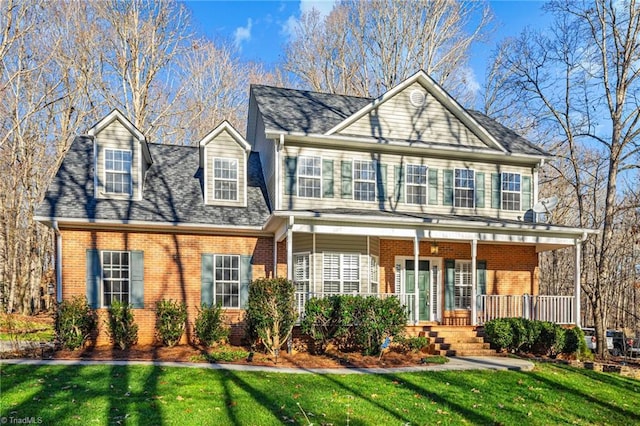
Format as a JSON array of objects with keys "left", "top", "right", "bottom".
[{"left": 409, "top": 89, "right": 426, "bottom": 107}]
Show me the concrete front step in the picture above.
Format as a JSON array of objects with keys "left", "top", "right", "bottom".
[
  {"left": 437, "top": 349, "right": 500, "bottom": 357},
  {"left": 432, "top": 336, "right": 485, "bottom": 344},
  {"left": 435, "top": 342, "right": 491, "bottom": 351}
]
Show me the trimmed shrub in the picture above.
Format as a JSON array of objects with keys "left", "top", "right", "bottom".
[
  {"left": 155, "top": 299, "right": 187, "bottom": 347},
  {"left": 535, "top": 321, "right": 565, "bottom": 356},
  {"left": 563, "top": 327, "right": 591, "bottom": 359},
  {"left": 55, "top": 297, "right": 97, "bottom": 350},
  {"left": 245, "top": 277, "right": 297, "bottom": 356},
  {"left": 396, "top": 336, "right": 430, "bottom": 353},
  {"left": 194, "top": 303, "right": 229, "bottom": 347},
  {"left": 484, "top": 318, "right": 513, "bottom": 351},
  {"left": 301, "top": 295, "right": 408, "bottom": 356},
  {"left": 106, "top": 300, "right": 138, "bottom": 350}
]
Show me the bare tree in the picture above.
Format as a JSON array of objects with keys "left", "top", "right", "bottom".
[
  {"left": 283, "top": 0, "right": 492, "bottom": 102},
  {"left": 486, "top": 0, "right": 640, "bottom": 357}
]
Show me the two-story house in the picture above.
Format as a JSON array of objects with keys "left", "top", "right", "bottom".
[{"left": 36, "top": 71, "right": 593, "bottom": 346}]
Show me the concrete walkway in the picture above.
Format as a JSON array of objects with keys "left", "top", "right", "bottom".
[{"left": 0, "top": 356, "right": 534, "bottom": 375}]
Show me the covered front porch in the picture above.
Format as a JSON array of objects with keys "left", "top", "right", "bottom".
[{"left": 269, "top": 210, "right": 591, "bottom": 327}]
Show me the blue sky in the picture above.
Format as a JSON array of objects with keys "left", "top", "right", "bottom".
[{"left": 184, "top": 1, "right": 551, "bottom": 91}]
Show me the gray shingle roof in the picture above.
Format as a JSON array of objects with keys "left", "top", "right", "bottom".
[
  {"left": 251, "top": 85, "right": 549, "bottom": 157},
  {"left": 250, "top": 85, "right": 372, "bottom": 134},
  {"left": 36, "top": 136, "right": 271, "bottom": 227}
]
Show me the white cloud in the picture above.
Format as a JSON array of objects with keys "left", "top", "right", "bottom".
[
  {"left": 234, "top": 18, "right": 253, "bottom": 49},
  {"left": 281, "top": 0, "right": 336, "bottom": 39}
]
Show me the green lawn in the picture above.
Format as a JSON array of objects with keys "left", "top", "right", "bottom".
[{"left": 1, "top": 362, "right": 638, "bottom": 425}]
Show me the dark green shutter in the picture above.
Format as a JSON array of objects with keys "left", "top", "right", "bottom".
[
  {"left": 130, "top": 251, "right": 144, "bottom": 308},
  {"left": 428, "top": 168, "right": 438, "bottom": 205},
  {"left": 394, "top": 165, "right": 404, "bottom": 203},
  {"left": 341, "top": 160, "right": 352, "bottom": 198},
  {"left": 201, "top": 254, "right": 214, "bottom": 306},
  {"left": 284, "top": 156, "right": 297, "bottom": 196},
  {"left": 443, "top": 170, "right": 453, "bottom": 206},
  {"left": 86, "top": 249, "right": 100, "bottom": 308},
  {"left": 491, "top": 173, "right": 501, "bottom": 209},
  {"left": 240, "top": 255, "right": 252, "bottom": 309},
  {"left": 476, "top": 260, "right": 487, "bottom": 312},
  {"left": 445, "top": 259, "right": 455, "bottom": 310},
  {"left": 322, "top": 159, "right": 334, "bottom": 198},
  {"left": 377, "top": 163, "right": 387, "bottom": 202},
  {"left": 522, "top": 176, "right": 531, "bottom": 210},
  {"left": 475, "top": 172, "right": 485, "bottom": 208}
]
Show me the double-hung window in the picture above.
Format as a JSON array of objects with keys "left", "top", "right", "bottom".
[
  {"left": 353, "top": 160, "right": 376, "bottom": 201},
  {"left": 297, "top": 156, "right": 321, "bottom": 198},
  {"left": 323, "top": 253, "right": 360, "bottom": 294},
  {"left": 214, "top": 255, "right": 240, "bottom": 308},
  {"left": 105, "top": 149, "right": 132, "bottom": 194},
  {"left": 454, "top": 261, "right": 472, "bottom": 309},
  {"left": 406, "top": 164, "right": 428, "bottom": 205},
  {"left": 501, "top": 172, "right": 521, "bottom": 211},
  {"left": 370, "top": 255, "right": 379, "bottom": 293},
  {"left": 213, "top": 158, "right": 238, "bottom": 201},
  {"left": 293, "top": 253, "right": 310, "bottom": 293},
  {"left": 102, "top": 251, "right": 130, "bottom": 306},
  {"left": 454, "top": 168, "right": 475, "bottom": 208}
]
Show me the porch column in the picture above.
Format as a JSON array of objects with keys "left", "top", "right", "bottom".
[
  {"left": 574, "top": 238, "right": 582, "bottom": 327},
  {"left": 287, "top": 216, "right": 293, "bottom": 280},
  {"left": 273, "top": 236, "right": 278, "bottom": 278},
  {"left": 414, "top": 234, "right": 420, "bottom": 325},
  {"left": 471, "top": 239, "right": 477, "bottom": 326}
]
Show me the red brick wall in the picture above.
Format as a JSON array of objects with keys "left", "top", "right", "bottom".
[
  {"left": 60, "top": 228, "right": 273, "bottom": 346},
  {"left": 379, "top": 239, "right": 539, "bottom": 324}
]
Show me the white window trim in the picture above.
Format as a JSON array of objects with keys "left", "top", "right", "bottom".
[
  {"left": 406, "top": 164, "right": 428, "bottom": 205},
  {"left": 213, "top": 254, "right": 241, "bottom": 309},
  {"left": 297, "top": 156, "right": 322, "bottom": 199},
  {"left": 101, "top": 250, "right": 130, "bottom": 308},
  {"left": 501, "top": 172, "right": 522, "bottom": 211},
  {"left": 212, "top": 157, "right": 239, "bottom": 202},
  {"left": 454, "top": 168, "right": 475, "bottom": 208},
  {"left": 370, "top": 255, "right": 379, "bottom": 293},
  {"left": 323, "top": 252, "right": 361, "bottom": 294},
  {"left": 454, "top": 260, "right": 472, "bottom": 310},
  {"left": 353, "top": 160, "right": 376, "bottom": 202},
  {"left": 103, "top": 148, "right": 132, "bottom": 196}
]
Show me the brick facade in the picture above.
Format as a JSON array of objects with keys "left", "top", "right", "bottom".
[
  {"left": 60, "top": 228, "right": 273, "bottom": 346},
  {"left": 380, "top": 239, "right": 539, "bottom": 325}
]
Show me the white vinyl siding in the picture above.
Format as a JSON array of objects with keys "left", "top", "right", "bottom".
[
  {"left": 104, "top": 149, "right": 132, "bottom": 194},
  {"left": 406, "top": 164, "right": 427, "bottom": 205},
  {"left": 455, "top": 261, "right": 472, "bottom": 310},
  {"left": 338, "top": 82, "right": 488, "bottom": 148},
  {"left": 102, "top": 251, "right": 130, "bottom": 307},
  {"left": 298, "top": 156, "right": 321, "bottom": 198},
  {"left": 353, "top": 160, "right": 376, "bottom": 201},
  {"left": 213, "top": 157, "right": 238, "bottom": 201},
  {"left": 454, "top": 169, "right": 475, "bottom": 208},
  {"left": 501, "top": 172, "right": 521, "bottom": 211}
]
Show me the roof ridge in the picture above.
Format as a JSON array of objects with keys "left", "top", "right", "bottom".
[{"left": 250, "top": 83, "right": 374, "bottom": 101}]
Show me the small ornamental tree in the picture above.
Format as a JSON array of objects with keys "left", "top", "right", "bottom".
[
  {"left": 106, "top": 300, "right": 138, "bottom": 350},
  {"left": 245, "top": 277, "right": 297, "bottom": 356},
  {"left": 155, "top": 299, "right": 187, "bottom": 347},
  {"left": 55, "top": 297, "right": 97, "bottom": 350},
  {"left": 194, "top": 303, "right": 229, "bottom": 347}
]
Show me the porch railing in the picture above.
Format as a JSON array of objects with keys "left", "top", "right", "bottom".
[
  {"left": 477, "top": 294, "right": 575, "bottom": 325},
  {"left": 295, "top": 291, "right": 416, "bottom": 324}
]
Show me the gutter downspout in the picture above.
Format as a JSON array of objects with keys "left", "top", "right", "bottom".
[{"left": 52, "top": 221, "right": 62, "bottom": 303}]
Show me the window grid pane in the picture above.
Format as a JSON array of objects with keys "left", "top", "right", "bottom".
[
  {"left": 214, "top": 255, "right": 240, "bottom": 308},
  {"left": 103, "top": 251, "right": 130, "bottom": 307},
  {"left": 105, "top": 149, "right": 132, "bottom": 194},
  {"left": 454, "top": 261, "right": 472, "bottom": 309},
  {"left": 213, "top": 158, "right": 238, "bottom": 201},
  {"left": 406, "top": 164, "right": 427, "bottom": 205},
  {"left": 501, "top": 172, "right": 521, "bottom": 210},
  {"left": 298, "top": 157, "right": 322, "bottom": 198},
  {"left": 454, "top": 169, "right": 475, "bottom": 208},
  {"left": 353, "top": 161, "right": 376, "bottom": 201}
]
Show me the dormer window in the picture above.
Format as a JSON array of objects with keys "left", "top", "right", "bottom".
[
  {"left": 213, "top": 157, "right": 238, "bottom": 201},
  {"left": 105, "top": 149, "right": 132, "bottom": 194}
]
